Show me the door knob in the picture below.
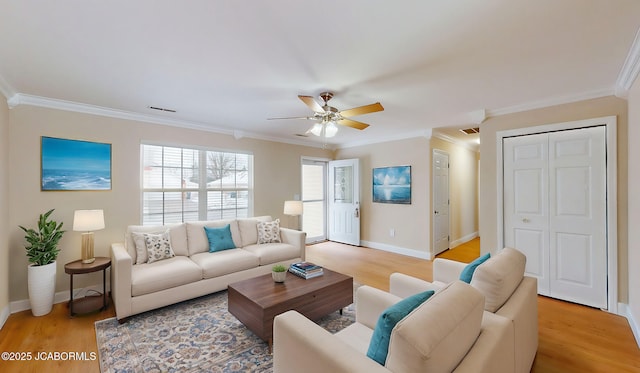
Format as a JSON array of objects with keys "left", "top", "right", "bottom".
[{"left": 522, "top": 218, "right": 530, "bottom": 223}]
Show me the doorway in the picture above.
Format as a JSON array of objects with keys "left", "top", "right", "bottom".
[{"left": 302, "top": 158, "right": 327, "bottom": 243}]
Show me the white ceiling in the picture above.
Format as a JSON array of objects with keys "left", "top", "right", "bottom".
[{"left": 1, "top": 0, "right": 639, "bottom": 148}]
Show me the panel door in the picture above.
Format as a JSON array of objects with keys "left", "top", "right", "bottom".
[
  {"left": 433, "top": 150, "right": 450, "bottom": 255},
  {"left": 503, "top": 133, "right": 550, "bottom": 295},
  {"left": 548, "top": 126, "right": 607, "bottom": 308}
]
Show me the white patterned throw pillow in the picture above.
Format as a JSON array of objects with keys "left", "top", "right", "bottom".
[
  {"left": 144, "top": 230, "right": 175, "bottom": 263},
  {"left": 257, "top": 219, "right": 281, "bottom": 244}
]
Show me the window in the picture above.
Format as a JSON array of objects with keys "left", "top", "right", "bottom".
[{"left": 141, "top": 144, "right": 253, "bottom": 225}]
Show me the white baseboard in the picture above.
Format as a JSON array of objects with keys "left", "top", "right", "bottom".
[
  {"left": 619, "top": 302, "right": 640, "bottom": 348},
  {"left": 0, "top": 304, "right": 9, "bottom": 330},
  {"left": 450, "top": 231, "right": 479, "bottom": 249},
  {"left": 9, "top": 283, "right": 111, "bottom": 314},
  {"left": 360, "top": 240, "right": 432, "bottom": 260}
]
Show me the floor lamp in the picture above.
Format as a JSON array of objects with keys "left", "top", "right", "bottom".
[{"left": 283, "top": 201, "right": 303, "bottom": 230}]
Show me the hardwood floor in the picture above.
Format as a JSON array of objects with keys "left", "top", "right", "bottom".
[{"left": 0, "top": 238, "right": 638, "bottom": 372}]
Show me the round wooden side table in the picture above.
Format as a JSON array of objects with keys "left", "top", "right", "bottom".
[{"left": 64, "top": 257, "right": 111, "bottom": 317}]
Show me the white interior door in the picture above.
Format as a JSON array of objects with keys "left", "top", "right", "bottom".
[
  {"left": 548, "top": 127, "right": 607, "bottom": 308},
  {"left": 433, "top": 150, "right": 450, "bottom": 255},
  {"left": 328, "top": 159, "right": 360, "bottom": 246},
  {"left": 504, "top": 133, "right": 550, "bottom": 295},
  {"left": 503, "top": 127, "right": 607, "bottom": 308}
]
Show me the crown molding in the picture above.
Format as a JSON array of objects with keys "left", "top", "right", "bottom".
[
  {"left": 8, "top": 93, "right": 329, "bottom": 149},
  {"left": 487, "top": 87, "right": 615, "bottom": 118},
  {"left": 616, "top": 27, "right": 640, "bottom": 98}
]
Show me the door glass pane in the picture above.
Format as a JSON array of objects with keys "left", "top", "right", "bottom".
[
  {"left": 334, "top": 166, "right": 352, "bottom": 203},
  {"left": 302, "top": 201, "right": 324, "bottom": 238}
]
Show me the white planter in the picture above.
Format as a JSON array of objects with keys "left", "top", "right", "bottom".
[
  {"left": 27, "top": 261, "right": 57, "bottom": 316},
  {"left": 272, "top": 271, "right": 287, "bottom": 283}
]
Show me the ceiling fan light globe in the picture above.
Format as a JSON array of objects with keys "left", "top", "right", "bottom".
[
  {"left": 325, "top": 122, "right": 338, "bottom": 138},
  {"left": 310, "top": 123, "right": 323, "bottom": 136}
]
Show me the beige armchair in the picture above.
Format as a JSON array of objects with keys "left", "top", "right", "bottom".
[
  {"left": 390, "top": 247, "right": 538, "bottom": 373},
  {"left": 273, "top": 281, "right": 514, "bottom": 373}
]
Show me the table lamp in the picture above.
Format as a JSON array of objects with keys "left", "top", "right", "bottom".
[
  {"left": 73, "top": 209, "right": 105, "bottom": 264},
  {"left": 283, "top": 200, "right": 303, "bottom": 230}
]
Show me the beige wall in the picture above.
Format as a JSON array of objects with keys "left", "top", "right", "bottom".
[
  {"left": 478, "top": 95, "right": 629, "bottom": 303},
  {"left": 7, "top": 105, "right": 332, "bottom": 303},
  {"left": 0, "top": 100, "right": 9, "bottom": 324},
  {"left": 336, "top": 137, "right": 430, "bottom": 256},
  {"left": 627, "top": 79, "right": 640, "bottom": 332},
  {"left": 430, "top": 136, "right": 479, "bottom": 247}
]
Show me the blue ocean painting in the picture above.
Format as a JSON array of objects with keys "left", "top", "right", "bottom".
[
  {"left": 373, "top": 166, "right": 411, "bottom": 204},
  {"left": 41, "top": 137, "right": 111, "bottom": 191}
]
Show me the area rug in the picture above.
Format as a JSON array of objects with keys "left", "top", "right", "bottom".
[{"left": 95, "top": 290, "right": 355, "bottom": 373}]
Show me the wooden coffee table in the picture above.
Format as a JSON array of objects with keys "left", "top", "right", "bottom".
[{"left": 228, "top": 268, "right": 353, "bottom": 351}]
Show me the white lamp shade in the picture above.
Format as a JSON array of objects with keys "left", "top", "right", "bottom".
[
  {"left": 309, "top": 122, "right": 323, "bottom": 136},
  {"left": 73, "top": 210, "right": 105, "bottom": 232},
  {"left": 283, "top": 201, "right": 303, "bottom": 216},
  {"left": 325, "top": 122, "right": 338, "bottom": 138}
]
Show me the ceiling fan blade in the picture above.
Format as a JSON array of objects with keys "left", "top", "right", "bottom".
[
  {"left": 267, "top": 116, "right": 313, "bottom": 120},
  {"left": 339, "top": 102, "right": 384, "bottom": 117},
  {"left": 299, "top": 95, "right": 324, "bottom": 112},
  {"left": 338, "top": 118, "right": 370, "bottom": 130}
]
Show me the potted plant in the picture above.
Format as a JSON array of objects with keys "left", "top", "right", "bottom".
[
  {"left": 272, "top": 264, "right": 287, "bottom": 283},
  {"left": 19, "top": 209, "right": 65, "bottom": 316}
]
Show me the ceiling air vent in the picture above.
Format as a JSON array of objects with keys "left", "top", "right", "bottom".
[
  {"left": 460, "top": 127, "right": 480, "bottom": 135},
  {"left": 148, "top": 106, "right": 177, "bottom": 113}
]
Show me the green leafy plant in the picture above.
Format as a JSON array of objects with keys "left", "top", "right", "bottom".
[
  {"left": 19, "top": 209, "right": 66, "bottom": 266},
  {"left": 272, "top": 264, "right": 287, "bottom": 273}
]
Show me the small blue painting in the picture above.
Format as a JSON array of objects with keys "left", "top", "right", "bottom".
[
  {"left": 372, "top": 166, "right": 411, "bottom": 204},
  {"left": 41, "top": 136, "right": 112, "bottom": 191}
]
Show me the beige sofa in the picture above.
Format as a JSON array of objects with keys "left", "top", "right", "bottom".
[
  {"left": 111, "top": 216, "right": 306, "bottom": 321},
  {"left": 273, "top": 281, "right": 515, "bottom": 373},
  {"left": 390, "top": 247, "right": 538, "bottom": 373}
]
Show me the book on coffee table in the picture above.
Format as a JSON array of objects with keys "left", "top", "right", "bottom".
[{"left": 289, "top": 261, "right": 324, "bottom": 279}]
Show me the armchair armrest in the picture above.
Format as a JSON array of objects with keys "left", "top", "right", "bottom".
[
  {"left": 433, "top": 258, "right": 466, "bottom": 283},
  {"left": 110, "top": 242, "right": 133, "bottom": 320},
  {"left": 389, "top": 273, "right": 442, "bottom": 298},
  {"left": 279, "top": 227, "right": 307, "bottom": 261},
  {"left": 273, "top": 310, "right": 390, "bottom": 373},
  {"left": 355, "top": 285, "right": 402, "bottom": 330}
]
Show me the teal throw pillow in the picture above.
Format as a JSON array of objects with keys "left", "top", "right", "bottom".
[
  {"left": 204, "top": 225, "right": 236, "bottom": 252},
  {"left": 366, "top": 290, "right": 435, "bottom": 365},
  {"left": 459, "top": 252, "right": 491, "bottom": 283}
]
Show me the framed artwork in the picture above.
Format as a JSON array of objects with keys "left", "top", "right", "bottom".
[
  {"left": 372, "top": 165, "right": 411, "bottom": 204},
  {"left": 41, "top": 136, "right": 112, "bottom": 191}
]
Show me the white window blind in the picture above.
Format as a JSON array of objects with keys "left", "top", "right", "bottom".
[{"left": 141, "top": 144, "right": 253, "bottom": 225}]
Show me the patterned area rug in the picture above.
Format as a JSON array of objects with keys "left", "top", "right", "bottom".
[{"left": 95, "top": 290, "right": 355, "bottom": 372}]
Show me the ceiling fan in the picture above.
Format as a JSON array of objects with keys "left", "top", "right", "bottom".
[{"left": 269, "top": 92, "right": 384, "bottom": 138}]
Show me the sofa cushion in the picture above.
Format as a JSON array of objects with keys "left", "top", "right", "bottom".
[
  {"left": 471, "top": 247, "right": 526, "bottom": 312},
  {"left": 144, "top": 230, "right": 176, "bottom": 263},
  {"left": 190, "top": 249, "right": 260, "bottom": 279},
  {"left": 243, "top": 243, "right": 300, "bottom": 266},
  {"left": 186, "top": 220, "right": 241, "bottom": 256},
  {"left": 385, "top": 281, "right": 484, "bottom": 372},
  {"left": 237, "top": 216, "right": 273, "bottom": 247},
  {"left": 126, "top": 223, "right": 188, "bottom": 264},
  {"left": 366, "top": 290, "right": 435, "bottom": 365},
  {"left": 204, "top": 225, "right": 236, "bottom": 252},
  {"left": 460, "top": 252, "right": 491, "bottom": 283},
  {"left": 257, "top": 219, "right": 282, "bottom": 244},
  {"left": 131, "top": 256, "right": 202, "bottom": 297}
]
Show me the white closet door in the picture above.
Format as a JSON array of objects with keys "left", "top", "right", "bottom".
[
  {"left": 503, "top": 126, "right": 607, "bottom": 308},
  {"left": 504, "top": 133, "right": 550, "bottom": 296},
  {"left": 548, "top": 126, "right": 607, "bottom": 308}
]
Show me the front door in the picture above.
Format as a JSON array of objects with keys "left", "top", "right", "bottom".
[{"left": 328, "top": 159, "right": 360, "bottom": 246}]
